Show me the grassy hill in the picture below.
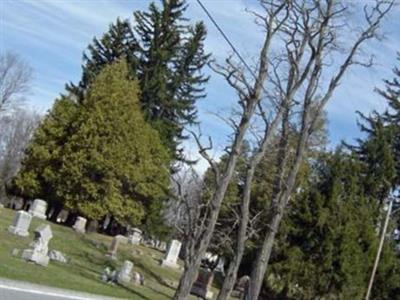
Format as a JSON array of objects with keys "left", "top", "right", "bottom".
[{"left": 0, "top": 207, "right": 211, "bottom": 299}]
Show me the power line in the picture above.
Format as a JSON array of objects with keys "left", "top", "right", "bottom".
[{"left": 195, "top": 0, "right": 258, "bottom": 81}]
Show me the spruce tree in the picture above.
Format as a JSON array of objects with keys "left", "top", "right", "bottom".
[{"left": 70, "top": 0, "right": 210, "bottom": 160}]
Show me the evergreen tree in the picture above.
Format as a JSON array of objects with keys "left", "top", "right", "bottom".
[
  {"left": 69, "top": 0, "right": 210, "bottom": 160},
  {"left": 12, "top": 61, "right": 170, "bottom": 227},
  {"left": 8, "top": 96, "right": 79, "bottom": 215},
  {"left": 264, "top": 151, "right": 400, "bottom": 299}
]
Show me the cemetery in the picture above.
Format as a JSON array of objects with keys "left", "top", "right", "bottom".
[
  {"left": 0, "top": 208, "right": 219, "bottom": 299},
  {"left": 1, "top": 0, "right": 399, "bottom": 299}
]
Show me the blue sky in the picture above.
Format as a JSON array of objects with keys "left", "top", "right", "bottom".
[{"left": 1, "top": 0, "right": 399, "bottom": 166}]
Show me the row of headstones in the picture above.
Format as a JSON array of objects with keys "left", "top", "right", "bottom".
[{"left": 5, "top": 206, "right": 220, "bottom": 299}]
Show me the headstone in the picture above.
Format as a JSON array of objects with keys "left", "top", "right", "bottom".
[
  {"left": 107, "top": 235, "right": 126, "bottom": 259},
  {"left": 48, "top": 250, "right": 68, "bottom": 263},
  {"left": 233, "top": 275, "right": 250, "bottom": 299},
  {"left": 9, "top": 197, "right": 24, "bottom": 210},
  {"left": 117, "top": 260, "right": 133, "bottom": 284},
  {"left": 101, "top": 267, "right": 118, "bottom": 283},
  {"left": 215, "top": 257, "right": 225, "bottom": 275},
  {"left": 161, "top": 239, "right": 182, "bottom": 268},
  {"left": 56, "top": 209, "right": 69, "bottom": 223},
  {"left": 116, "top": 234, "right": 128, "bottom": 245},
  {"left": 22, "top": 224, "right": 53, "bottom": 267},
  {"left": 132, "top": 271, "right": 141, "bottom": 285},
  {"left": 159, "top": 241, "right": 167, "bottom": 252},
  {"left": 73, "top": 216, "right": 87, "bottom": 233},
  {"left": 190, "top": 268, "right": 214, "bottom": 300},
  {"left": 0, "top": 203, "right": 4, "bottom": 209},
  {"left": 102, "top": 214, "right": 111, "bottom": 230},
  {"left": 8, "top": 210, "right": 32, "bottom": 237},
  {"left": 28, "top": 199, "right": 47, "bottom": 219},
  {"left": 128, "top": 228, "right": 142, "bottom": 245}
]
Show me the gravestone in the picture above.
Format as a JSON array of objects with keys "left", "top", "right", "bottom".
[
  {"left": 116, "top": 234, "right": 128, "bottom": 245},
  {"left": 56, "top": 209, "right": 69, "bottom": 223},
  {"left": 190, "top": 268, "right": 214, "bottom": 300},
  {"left": 72, "top": 216, "right": 87, "bottom": 233},
  {"left": 22, "top": 224, "right": 53, "bottom": 267},
  {"left": 9, "top": 197, "right": 24, "bottom": 210},
  {"left": 232, "top": 275, "right": 250, "bottom": 299},
  {"left": 102, "top": 214, "right": 111, "bottom": 230},
  {"left": 107, "top": 235, "right": 127, "bottom": 259},
  {"left": 28, "top": 199, "right": 47, "bottom": 219},
  {"left": 159, "top": 241, "right": 167, "bottom": 252},
  {"left": 161, "top": 239, "right": 182, "bottom": 268},
  {"left": 117, "top": 260, "right": 133, "bottom": 284},
  {"left": 8, "top": 210, "right": 32, "bottom": 237},
  {"left": 215, "top": 257, "right": 225, "bottom": 275},
  {"left": 128, "top": 228, "right": 142, "bottom": 245}
]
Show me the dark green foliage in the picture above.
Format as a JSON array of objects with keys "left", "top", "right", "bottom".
[
  {"left": 12, "top": 61, "right": 170, "bottom": 227},
  {"left": 264, "top": 151, "right": 400, "bottom": 299},
  {"left": 69, "top": 0, "right": 210, "bottom": 160}
]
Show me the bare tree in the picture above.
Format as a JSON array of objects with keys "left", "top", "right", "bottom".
[
  {"left": 172, "top": 2, "right": 292, "bottom": 299},
  {"left": 245, "top": 1, "right": 394, "bottom": 299},
  {"left": 0, "top": 51, "right": 33, "bottom": 112},
  {"left": 0, "top": 109, "right": 40, "bottom": 198}
]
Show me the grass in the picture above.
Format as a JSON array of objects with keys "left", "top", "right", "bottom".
[{"left": 0, "top": 207, "right": 212, "bottom": 299}]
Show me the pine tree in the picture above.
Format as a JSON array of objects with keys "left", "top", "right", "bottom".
[{"left": 69, "top": 0, "right": 210, "bottom": 160}]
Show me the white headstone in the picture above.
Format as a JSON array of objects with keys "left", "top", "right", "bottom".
[
  {"left": 56, "top": 209, "right": 69, "bottom": 223},
  {"left": 22, "top": 224, "right": 53, "bottom": 267},
  {"left": 117, "top": 260, "right": 133, "bottom": 284},
  {"left": 128, "top": 228, "right": 142, "bottom": 245},
  {"left": 73, "top": 216, "right": 87, "bottom": 233},
  {"left": 8, "top": 210, "right": 32, "bottom": 237},
  {"left": 28, "top": 199, "right": 47, "bottom": 219},
  {"left": 161, "top": 239, "right": 182, "bottom": 268}
]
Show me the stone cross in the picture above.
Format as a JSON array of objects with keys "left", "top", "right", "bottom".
[
  {"left": 117, "top": 260, "right": 134, "bottom": 284},
  {"left": 128, "top": 228, "right": 142, "bottom": 245},
  {"left": 8, "top": 210, "right": 32, "bottom": 237},
  {"left": 161, "top": 239, "right": 182, "bottom": 268},
  {"left": 22, "top": 224, "right": 53, "bottom": 267},
  {"left": 72, "top": 216, "right": 87, "bottom": 233},
  {"left": 28, "top": 199, "right": 47, "bottom": 219}
]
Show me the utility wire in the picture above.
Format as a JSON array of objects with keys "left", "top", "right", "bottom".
[{"left": 195, "top": 0, "right": 258, "bottom": 81}]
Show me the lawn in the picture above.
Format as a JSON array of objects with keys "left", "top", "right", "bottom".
[{"left": 0, "top": 207, "right": 211, "bottom": 299}]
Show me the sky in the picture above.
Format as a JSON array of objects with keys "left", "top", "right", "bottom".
[{"left": 1, "top": 0, "right": 399, "bottom": 169}]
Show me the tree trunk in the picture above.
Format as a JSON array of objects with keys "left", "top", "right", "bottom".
[
  {"left": 217, "top": 170, "right": 254, "bottom": 300},
  {"left": 247, "top": 204, "right": 284, "bottom": 300},
  {"left": 173, "top": 259, "right": 202, "bottom": 300},
  {"left": 217, "top": 251, "right": 244, "bottom": 300}
]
